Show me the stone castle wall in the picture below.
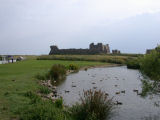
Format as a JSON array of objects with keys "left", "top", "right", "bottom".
[
  {"left": 112, "top": 49, "right": 121, "bottom": 54},
  {"left": 49, "top": 43, "right": 110, "bottom": 55}
]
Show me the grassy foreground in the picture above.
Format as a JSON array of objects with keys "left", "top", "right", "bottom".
[{"left": 0, "top": 59, "right": 110, "bottom": 120}]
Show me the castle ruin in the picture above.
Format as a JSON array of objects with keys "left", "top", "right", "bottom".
[
  {"left": 112, "top": 49, "right": 121, "bottom": 54},
  {"left": 49, "top": 43, "right": 110, "bottom": 55}
]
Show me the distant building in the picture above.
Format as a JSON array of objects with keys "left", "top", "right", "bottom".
[
  {"left": 112, "top": 49, "right": 121, "bottom": 54},
  {"left": 146, "top": 44, "right": 160, "bottom": 54},
  {"left": 49, "top": 43, "right": 110, "bottom": 55},
  {"left": 1, "top": 56, "right": 8, "bottom": 64},
  {"left": 0, "top": 55, "right": 16, "bottom": 64}
]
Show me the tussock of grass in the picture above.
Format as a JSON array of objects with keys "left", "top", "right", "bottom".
[
  {"left": 49, "top": 64, "right": 66, "bottom": 82},
  {"left": 70, "top": 89, "right": 113, "bottom": 120},
  {"left": 39, "top": 86, "right": 51, "bottom": 95},
  {"left": 35, "top": 73, "right": 47, "bottom": 80}
]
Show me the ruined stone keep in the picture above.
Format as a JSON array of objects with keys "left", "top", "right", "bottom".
[{"left": 49, "top": 43, "right": 110, "bottom": 55}]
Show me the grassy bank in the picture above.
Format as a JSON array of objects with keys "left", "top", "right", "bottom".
[
  {"left": 0, "top": 59, "right": 111, "bottom": 120},
  {"left": 126, "top": 46, "right": 160, "bottom": 96},
  {"left": 37, "top": 55, "right": 138, "bottom": 64},
  {"left": 127, "top": 49, "right": 160, "bottom": 81}
]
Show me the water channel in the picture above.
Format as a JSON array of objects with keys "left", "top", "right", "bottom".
[{"left": 57, "top": 66, "right": 160, "bottom": 120}]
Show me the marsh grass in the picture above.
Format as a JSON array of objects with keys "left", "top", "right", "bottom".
[
  {"left": 139, "top": 49, "right": 160, "bottom": 96},
  {"left": 140, "top": 50, "right": 160, "bottom": 81},
  {"left": 68, "top": 64, "right": 79, "bottom": 71},
  {"left": 55, "top": 98, "right": 63, "bottom": 109},
  {"left": 24, "top": 91, "right": 41, "bottom": 104},
  {"left": 39, "top": 86, "right": 51, "bottom": 95},
  {"left": 35, "top": 64, "right": 67, "bottom": 84},
  {"left": 19, "top": 102, "right": 70, "bottom": 120},
  {"left": 35, "top": 73, "right": 47, "bottom": 80},
  {"left": 70, "top": 89, "right": 113, "bottom": 120},
  {"left": 37, "top": 55, "right": 137, "bottom": 64},
  {"left": 127, "top": 58, "right": 140, "bottom": 69},
  {"left": 19, "top": 93, "right": 71, "bottom": 120},
  {"left": 141, "top": 80, "right": 160, "bottom": 97},
  {"left": 49, "top": 64, "right": 67, "bottom": 83}
]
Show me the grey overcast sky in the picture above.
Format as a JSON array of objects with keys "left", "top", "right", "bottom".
[{"left": 0, "top": 0, "right": 160, "bottom": 55}]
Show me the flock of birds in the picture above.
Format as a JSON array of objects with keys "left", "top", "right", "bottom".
[{"left": 62, "top": 69, "right": 141, "bottom": 105}]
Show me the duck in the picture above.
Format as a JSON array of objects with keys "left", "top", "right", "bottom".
[
  {"left": 133, "top": 89, "right": 139, "bottom": 93},
  {"left": 121, "top": 90, "right": 125, "bottom": 94},
  {"left": 105, "top": 93, "right": 109, "bottom": 96},
  {"left": 116, "top": 101, "right": 123, "bottom": 105},
  {"left": 93, "top": 87, "right": 97, "bottom": 89},
  {"left": 115, "top": 92, "right": 120, "bottom": 95},
  {"left": 72, "top": 85, "right": 76, "bottom": 87},
  {"left": 65, "top": 90, "right": 70, "bottom": 93},
  {"left": 133, "top": 89, "right": 142, "bottom": 95}
]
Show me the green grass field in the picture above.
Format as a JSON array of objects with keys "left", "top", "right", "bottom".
[{"left": 0, "top": 59, "right": 110, "bottom": 120}]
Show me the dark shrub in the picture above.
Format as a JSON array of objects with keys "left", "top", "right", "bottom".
[
  {"left": 127, "top": 59, "right": 140, "bottom": 69},
  {"left": 68, "top": 64, "right": 79, "bottom": 71},
  {"left": 49, "top": 64, "right": 66, "bottom": 82},
  {"left": 70, "top": 89, "right": 113, "bottom": 120}
]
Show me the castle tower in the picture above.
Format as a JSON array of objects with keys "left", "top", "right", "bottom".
[
  {"left": 49, "top": 45, "right": 59, "bottom": 55},
  {"left": 89, "top": 43, "right": 110, "bottom": 54}
]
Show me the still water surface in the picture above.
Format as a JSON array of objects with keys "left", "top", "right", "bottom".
[{"left": 57, "top": 66, "right": 160, "bottom": 120}]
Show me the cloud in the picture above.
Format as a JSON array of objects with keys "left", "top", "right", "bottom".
[{"left": 0, "top": 0, "right": 160, "bottom": 54}]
